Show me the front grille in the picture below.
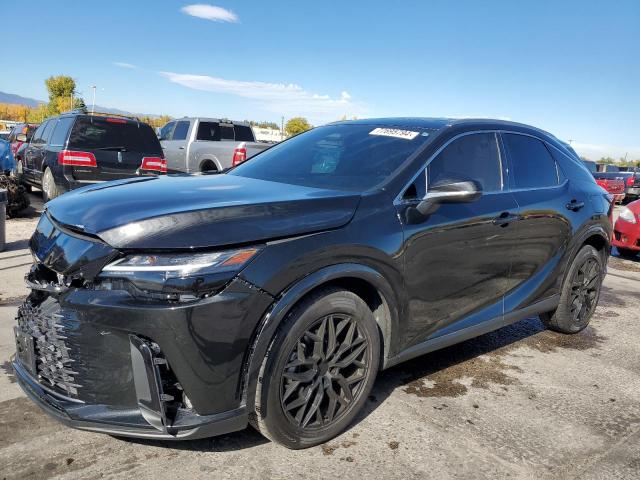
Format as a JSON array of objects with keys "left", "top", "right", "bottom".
[{"left": 17, "top": 294, "right": 81, "bottom": 397}]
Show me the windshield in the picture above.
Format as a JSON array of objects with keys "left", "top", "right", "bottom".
[{"left": 230, "top": 124, "right": 433, "bottom": 191}]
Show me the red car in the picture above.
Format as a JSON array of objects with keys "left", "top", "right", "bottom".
[
  {"left": 7, "top": 123, "right": 38, "bottom": 156},
  {"left": 593, "top": 172, "right": 625, "bottom": 204},
  {"left": 612, "top": 200, "right": 640, "bottom": 257}
]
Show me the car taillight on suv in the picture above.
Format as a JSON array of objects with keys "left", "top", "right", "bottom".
[
  {"left": 58, "top": 150, "right": 97, "bottom": 167},
  {"left": 232, "top": 144, "right": 247, "bottom": 167},
  {"left": 141, "top": 157, "right": 167, "bottom": 173}
]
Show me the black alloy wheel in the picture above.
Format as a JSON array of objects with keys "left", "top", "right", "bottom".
[
  {"left": 541, "top": 245, "right": 604, "bottom": 333},
  {"left": 280, "top": 313, "right": 370, "bottom": 429},
  {"left": 568, "top": 256, "right": 601, "bottom": 325},
  {"left": 250, "top": 287, "right": 380, "bottom": 449}
]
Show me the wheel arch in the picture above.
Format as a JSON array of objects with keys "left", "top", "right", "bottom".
[
  {"left": 241, "top": 263, "right": 400, "bottom": 412},
  {"left": 198, "top": 156, "right": 221, "bottom": 172}
]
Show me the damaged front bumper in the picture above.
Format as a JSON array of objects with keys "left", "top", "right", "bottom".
[
  {"left": 12, "top": 356, "right": 247, "bottom": 440},
  {"left": 14, "top": 211, "right": 274, "bottom": 440}
]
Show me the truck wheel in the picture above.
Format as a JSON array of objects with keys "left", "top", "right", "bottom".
[
  {"left": 200, "top": 161, "right": 218, "bottom": 173},
  {"left": 250, "top": 287, "right": 380, "bottom": 449}
]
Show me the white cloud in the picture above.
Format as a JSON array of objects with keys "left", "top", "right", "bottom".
[
  {"left": 114, "top": 62, "right": 138, "bottom": 69},
  {"left": 159, "top": 71, "right": 363, "bottom": 121},
  {"left": 181, "top": 4, "right": 238, "bottom": 23}
]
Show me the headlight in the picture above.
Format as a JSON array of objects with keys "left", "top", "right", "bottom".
[
  {"left": 619, "top": 207, "right": 637, "bottom": 224},
  {"left": 102, "top": 247, "right": 260, "bottom": 278}
]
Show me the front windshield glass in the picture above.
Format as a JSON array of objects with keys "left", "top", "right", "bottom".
[{"left": 230, "top": 124, "right": 433, "bottom": 191}]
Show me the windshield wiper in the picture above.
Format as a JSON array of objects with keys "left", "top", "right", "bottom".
[{"left": 94, "top": 146, "right": 128, "bottom": 151}]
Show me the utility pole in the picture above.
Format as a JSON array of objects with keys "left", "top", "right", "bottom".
[
  {"left": 281, "top": 116, "right": 285, "bottom": 141},
  {"left": 91, "top": 85, "right": 97, "bottom": 114}
]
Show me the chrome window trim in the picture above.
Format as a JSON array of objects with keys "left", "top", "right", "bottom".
[{"left": 394, "top": 129, "right": 505, "bottom": 205}]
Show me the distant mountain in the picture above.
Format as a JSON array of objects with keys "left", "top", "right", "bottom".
[
  {"left": 0, "top": 91, "right": 161, "bottom": 118},
  {"left": 0, "top": 91, "right": 44, "bottom": 107}
]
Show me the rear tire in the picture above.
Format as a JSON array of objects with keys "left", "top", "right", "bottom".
[
  {"left": 41, "top": 167, "right": 61, "bottom": 202},
  {"left": 540, "top": 245, "right": 604, "bottom": 333},
  {"left": 250, "top": 287, "right": 380, "bottom": 449}
]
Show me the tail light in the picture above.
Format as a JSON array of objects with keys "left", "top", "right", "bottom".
[
  {"left": 232, "top": 144, "right": 247, "bottom": 167},
  {"left": 58, "top": 150, "right": 97, "bottom": 167},
  {"left": 141, "top": 156, "right": 167, "bottom": 173},
  {"left": 627, "top": 176, "right": 635, "bottom": 187}
]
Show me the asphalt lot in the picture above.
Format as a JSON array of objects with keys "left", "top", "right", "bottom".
[{"left": 1, "top": 192, "right": 640, "bottom": 479}]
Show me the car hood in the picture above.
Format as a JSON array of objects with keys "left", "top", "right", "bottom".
[{"left": 46, "top": 174, "right": 361, "bottom": 249}]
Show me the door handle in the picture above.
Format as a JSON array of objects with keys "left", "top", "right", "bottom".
[
  {"left": 566, "top": 199, "right": 585, "bottom": 212},
  {"left": 492, "top": 211, "right": 520, "bottom": 227},
  {"left": 178, "top": 146, "right": 185, "bottom": 150}
]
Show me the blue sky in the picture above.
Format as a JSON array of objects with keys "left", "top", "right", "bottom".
[{"left": 1, "top": 0, "right": 638, "bottom": 159}]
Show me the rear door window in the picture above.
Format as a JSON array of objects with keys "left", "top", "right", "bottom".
[
  {"left": 427, "top": 132, "right": 503, "bottom": 193},
  {"left": 68, "top": 117, "right": 162, "bottom": 153},
  {"left": 196, "top": 122, "right": 220, "bottom": 141},
  {"left": 172, "top": 121, "right": 190, "bottom": 141},
  {"left": 30, "top": 122, "right": 48, "bottom": 146},
  {"left": 234, "top": 125, "right": 254, "bottom": 142},
  {"left": 49, "top": 117, "right": 75, "bottom": 146},
  {"left": 503, "top": 133, "right": 559, "bottom": 189}
]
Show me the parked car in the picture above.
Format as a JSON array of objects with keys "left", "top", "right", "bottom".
[
  {"left": 617, "top": 171, "right": 640, "bottom": 201},
  {"left": 612, "top": 200, "right": 640, "bottom": 258},
  {"left": 0, "top": 130, "right": 10, "bottom": 141},
  {"left": 0, "top": 138, "right": 14, "bottom": 173},
  {"left": 593, "top": 172, "right": 625, "bottom": 204},
  {"left": 16, "top": 111, "right": 166, "bottom": 202},
  {"left": 159, "top": 117, "right": 271, "bottom": 173},
  {"left": 8, "top": 123, "right": 38, "bottom": 156},
  {"left": 13, "top": 118, "right": 612, "bottom": 449}
]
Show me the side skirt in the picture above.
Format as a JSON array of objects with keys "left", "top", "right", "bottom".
[{"left": 384, "top": 294, "right": 560, "bottom": 369}]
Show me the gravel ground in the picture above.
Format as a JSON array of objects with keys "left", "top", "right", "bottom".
[{"left": 0, "top": 193, "right": 639, "bottom": 479}]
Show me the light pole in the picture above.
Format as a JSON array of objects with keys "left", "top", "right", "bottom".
[{"left": 91, "top": 85, "right": 97, "bottom": 114}]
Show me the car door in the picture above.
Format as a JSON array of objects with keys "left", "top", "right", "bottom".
[
  {"left": 161, "top": 120, "right": 190, "bottom": 172},
  {"left": 500, "top": 132, "right": 573, "bottom": 310},
  {"left": 397, "top": 131, "right": 520, "bottom": 346},
  {"left": 24, "top": 121, "right": 49, "bottom": 183},
  {"left": 32, "top": 119, "right": 56, "bottom": 184}
]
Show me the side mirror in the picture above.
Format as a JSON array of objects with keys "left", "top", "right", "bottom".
[
  {"left": 417, "top": 179, "right": 482, "bottom": 215},
  {"left": 16, "top": 133, "right": 27, "bottom": 142}
]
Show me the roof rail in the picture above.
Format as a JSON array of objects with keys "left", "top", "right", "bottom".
[{"left": 60, "top": 108, "right": 138, "bottom": 122}]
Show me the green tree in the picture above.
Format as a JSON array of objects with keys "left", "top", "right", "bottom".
[
  {"left": 285, "top": 117, "right": 312, "bottom": 136},
  {"left": 44, "top": 75, "right": 78, "bottom": 114},
  {"left": 599, "top": 157, "right": 615, "bottom": 164},
  {"left": 73, "top": 97, "right": 87, "bottom": 111}
]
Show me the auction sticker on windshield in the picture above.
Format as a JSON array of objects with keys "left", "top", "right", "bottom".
[{"left": 369, "top": 128, "right": 420, "bottom": 140}]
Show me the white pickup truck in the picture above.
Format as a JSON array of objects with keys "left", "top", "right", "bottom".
[{"left": 159, "top": 118, "right": 273, "bottom": 173}]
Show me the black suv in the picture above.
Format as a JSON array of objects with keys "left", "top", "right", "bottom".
[
  {"left": 13, "top": 118, "right": 612, "bottom": 449},
  {"left": 15, "top": 111, "right": 165, "bottom": 202}
]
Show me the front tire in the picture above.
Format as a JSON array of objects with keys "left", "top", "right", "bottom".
[
  {"left": 250, "top": 287, "right": 380, "bottom": 449},
  {"left": 41, "top": 167, "right": 61, "bottom": 202},
  {"left": 540, "top": 245, "right": 604, "bottom": 333}
]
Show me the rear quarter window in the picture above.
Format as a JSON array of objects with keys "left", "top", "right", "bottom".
[
  {"left": 49, "top": 117, "right": 75, "bottom": 146},
  {"left": 68, "top": 117, "right": 162, "bottom": 154}
]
